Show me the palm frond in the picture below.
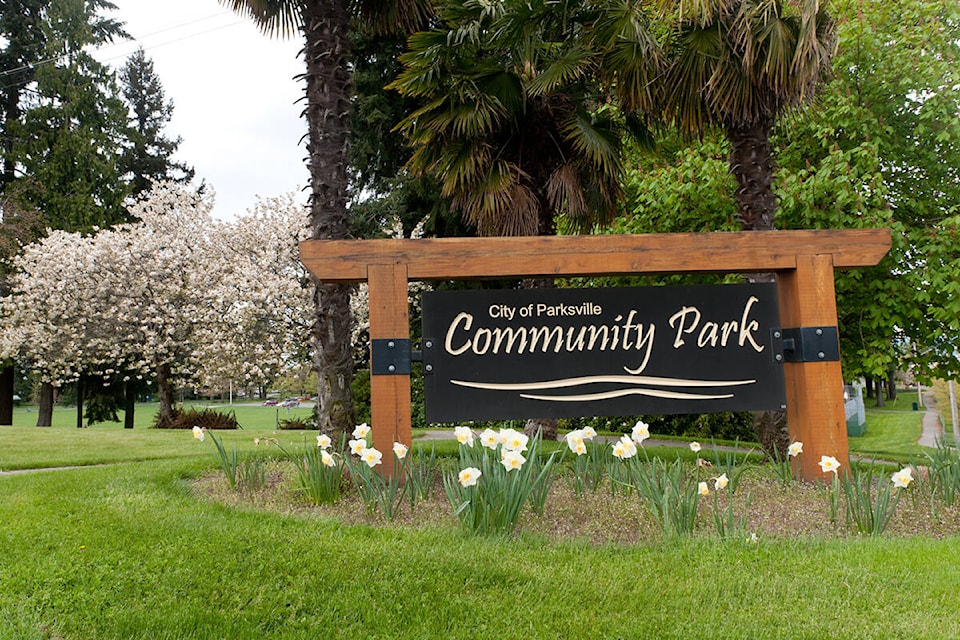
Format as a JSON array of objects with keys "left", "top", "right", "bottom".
[
  {"left": 526, "top": 46, "right": 594, "bottom": 97},
  {"left": 562, "top": 110, "right": 621, "bottom": 177},
  {"left": 219, "top": 0, "right": 301, "bottom": 39}
]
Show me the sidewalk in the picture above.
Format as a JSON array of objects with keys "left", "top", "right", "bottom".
[{"left": 918, "top": 392, "right": 943, "bottom": 448}]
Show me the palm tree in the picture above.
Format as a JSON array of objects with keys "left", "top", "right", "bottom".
[
  {"left": 657, "top": 0, "right": 836, "bottom": 233},
  {"left": 390, "top": 0, "right": 662, "bottom": 437},
  {"left": 390, "top": 0, "right": 661, "bottom": 238},
  {"left": 654, "top": 0, "right": 836, "bottom": 454},
  {"left": 221, "top": 0, "right": 431, "bottom": 435}
]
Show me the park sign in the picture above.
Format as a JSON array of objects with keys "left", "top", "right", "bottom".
[
  {"left": 421, "top": 283, "right": 787, "bottom": 422},
  {"left": 299, "top": 229, "right": 892, "bottom": 480}
]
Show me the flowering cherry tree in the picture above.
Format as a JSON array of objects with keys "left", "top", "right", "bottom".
[{"left": 0, "top": 183, "right": 313, "bottom": 425}]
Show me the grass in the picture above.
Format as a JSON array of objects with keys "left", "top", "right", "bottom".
[
  {"left": 1, "top": 402, "right": 958, "bottom": 638},
  {"left": 0, "top": 402, "right": 316, "bottom": 471},
  {"left": 2, "top": 459, "right": 959, "bottom": 640},
  {"left": 850, "top": 406, "right": 928, "bottom": 462}
]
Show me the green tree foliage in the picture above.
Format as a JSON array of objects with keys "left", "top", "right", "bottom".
[
  {"left": 347, "top": 27, "right": 451, "bottom": 240},
  {"left": 7, "top": 0, "right": 131, "bottom": 232},
  {"left": 775, "top": 0, "right": 960, "bottom": 382},
  {"left": 617, "top": 0, "right": 960, "bottom": 383},
  {"left": 0, "top": 0, "right": 47, "bottom": 188},
  {"left": 655, "top": 0, "right": 836, "bottom": 232},
  {"left": 389, "top": 0, "right": 661, "bottom": 237},
  {"left": 118, "top": 48, "right": 194, "bottom": 198}
]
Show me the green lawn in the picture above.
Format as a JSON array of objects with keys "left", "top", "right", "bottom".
[
  {"left": 0, "top": 402, "right": 317, "bottom": 471},
  {"left": 1, "top": 403, "right": 958, "bottom": 638},
  {"left": 850, "top": 407, "right": 929, "bottom": 462},
  {"left": 2, "top": 459, "right": 959, "bottom": 640}
]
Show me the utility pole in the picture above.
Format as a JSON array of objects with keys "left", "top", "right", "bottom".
[{"left": 949, "top": 380, "right": 959, "bottom": 445}]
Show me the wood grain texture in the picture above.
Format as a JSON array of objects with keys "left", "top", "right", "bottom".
[
  {"left": 367, "top": 264, "right": 412, "bottom": 477},
  {"left": 300, "top": 229, "right": 891, "bottom": 282},
  {"left": 777, "top": 255, "right": 849, "bottom": 482}
]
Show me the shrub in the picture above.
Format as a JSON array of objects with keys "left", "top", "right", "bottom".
[
  {"left": 152, "top": 407, "right": 239, "bottom": 430},
  {"left": 278, "top": 417, "right": 314, "bottom": 430}
]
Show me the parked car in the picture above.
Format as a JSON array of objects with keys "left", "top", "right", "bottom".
[
  {"left": 262, "top": 399, "right": 278, "bottom": 406},
  {"left": 279, "top": 398, "right": 300, "bottom": 408}
]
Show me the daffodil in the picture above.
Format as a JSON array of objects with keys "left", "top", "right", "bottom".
[
  {"left": 612, "top": 435, "right": 638, "bottom": 459},
  {"left": 454, "top": 426, "right": 474, "bottom": 447},
  {"left": 500, "top": 428, "right": 529, "bottom": 452},
  {"left": 352, "top": 423, "right": 370, "bottom": 439},
  {"left": 321, "top": 449, "right": 336, "bottom": 468},
  {"left": 479, "top": 428, "right": 501, "bottom": 449},
  {"left": 458, "top": 467, "right": 481, "bottom": 487},
  {"left": 348, "top": 438, "right": 367, "bottom": 456},
  {"left": 393, "top": 442, "right": 408, "bottom": 459},
  {"left": 698, "top": 481, "right": 710, "bottom": 496},
  {"left": 192, "top": 425, "right": 204, "bottom": 442},
  {"left": 500, "top": 449, "right": 527, "bottom": 471},
  {"left": 631, "top": 420, "right": 650, "bottom": 445},
  {"left": 317, "top": 433, "right": 332, "bottom": 449},
  {"left": 361, "top": 447, "right": 383, "bottom": 468},
  {"left": 891, "top": 466, "right": 913, "bottom": 489},
  {"left": 565, "top": 430, "right": 586, "bottom": 454},
  {"left": 787, "top": 441, "right": 803, "bottom": 457},
  {"left": 818, "top": 455, "right": 841, "bottom": 474},
  {"left": 689, "top": 441, "right": 701, "bottom": 453},
  {"left": 715, "top": 473, "right": 729, "bottom": 491},
  {"left": 582, "top": 426, "right": 597, "bottom": 440}
]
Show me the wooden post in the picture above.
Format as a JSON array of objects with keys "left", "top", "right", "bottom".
[
  {"left": 367, "top": 263, "right": 412, "bottom": 478},
  {"left": 777, "top": 254, "right": 849, "bottom": 481}
]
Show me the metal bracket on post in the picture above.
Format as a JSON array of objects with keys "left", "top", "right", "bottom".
[
  {"left": 776, "top": 326, "right": 840, "bottom": 363},
  {"left": 371, "top": 339, "right": 411, "bottom": 375}
]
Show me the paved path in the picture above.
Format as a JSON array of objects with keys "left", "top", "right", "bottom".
[{"left": 918, "top": 392, "right": 943, "bottom": 448}]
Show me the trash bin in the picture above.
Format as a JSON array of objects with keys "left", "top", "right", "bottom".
[{"left": 912, "top": 402, "right": 919, "bottom": 411}]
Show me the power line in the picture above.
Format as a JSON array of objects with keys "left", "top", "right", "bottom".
[{"left": 0, "top": 11, "right": 250, "bottom": 83}]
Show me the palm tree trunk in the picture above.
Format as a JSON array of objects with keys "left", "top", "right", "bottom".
[
  {"left": 726, "top": 116, "right": 787, "bottom": 457},
  {"left": 726, "top": 118, "right": 777, "bottom": 233},
  {"left": 303, "top": 1, "right": 355, "bottom": 436},
  {"left": 36, "top": 381, "right": 53, "bottom": 427}
]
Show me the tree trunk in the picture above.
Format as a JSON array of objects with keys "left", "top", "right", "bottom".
[
  {"left": 76, "top": 375, "right": 84, "bottom": 428},
  {"left": 874, "top": 377, "right": 885, "bottom": 407},
  {"left": 725, "top": 117, "right": 787, "bottom": 457},
  {"left": 725, "top": 118, "right": 777, "bottom": 234},
  {"left": 124, "top": 379, "right": 136, "bottom": 429},
  {"left": 0, "top": 365, "right": 13, "bottom": 425},
  {"left": 303, "top": 1, "right": 356, "bottom": 437},
  {"left": 886, "top": 371, "right": 897, "bottom": 401},
  {"left": 865, "top": 377, "right": 875, "bottom": 399},
  {"left": 157, "top": 362, "right": 175, "bottom": 424},
  {"left": 37, "top": 382, "right": 53, "bottom": 427}
]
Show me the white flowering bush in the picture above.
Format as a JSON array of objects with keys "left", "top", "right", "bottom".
[
  {"left": 444, "top": 427, "right": 558, "bottom": 535},
  {"left": 0, "top": 183, "right": 314, "bottom": 420}
]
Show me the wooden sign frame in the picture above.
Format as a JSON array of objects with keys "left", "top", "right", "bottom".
[{"left": 300, "top": 229, "right": 891, "bottom": 481}]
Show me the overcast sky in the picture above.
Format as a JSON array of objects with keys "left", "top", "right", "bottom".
[{"left": 94, "top": 0, "right": 308, "bottom": 220}]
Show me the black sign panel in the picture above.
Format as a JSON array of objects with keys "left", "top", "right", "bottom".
[{"left": 421, "top": 283, "right": 786, "bottom": 422}]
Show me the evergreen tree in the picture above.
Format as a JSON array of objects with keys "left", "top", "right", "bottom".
[
  {"left": 0, "top": 0, "right": 47, "bottom": 425},
  {"left": 118, "top": 48, "right": 193, "bottom": 198},
  {"left": 8, "top": 0, "right": 130, "bottom": 233},
  {"left": 0, "top": 0, "right": 47, "bottom": 189}
]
